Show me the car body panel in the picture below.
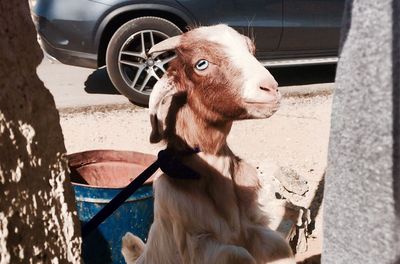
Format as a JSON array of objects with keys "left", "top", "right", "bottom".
[
  {"left": 33, "top": 0, "right": 344, "bottom": 69},
  {"left": 279, "top": 0, "right": 345, "bottom": 51},
  {"left": 174, "top": 0, "right": 283, "bottom": 52},
  {"left": 34, "top": 0, "right": 109, "bottom": 54}
]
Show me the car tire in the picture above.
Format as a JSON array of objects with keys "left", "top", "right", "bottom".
[{"left": 106, "top": 16, "right": 182, "bottom": 106}]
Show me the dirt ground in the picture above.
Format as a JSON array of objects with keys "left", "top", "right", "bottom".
[{"left": 60, "top": 94, "right": 333, "bottom": 262}]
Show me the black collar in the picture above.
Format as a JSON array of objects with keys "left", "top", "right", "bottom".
[{"left": 157, "top": 147, "right": 201, "bottom": 180}]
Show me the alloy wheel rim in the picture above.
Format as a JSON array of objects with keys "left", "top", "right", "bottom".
[{"left": 118, "top": 30, "right": 176, "bottom": 95}]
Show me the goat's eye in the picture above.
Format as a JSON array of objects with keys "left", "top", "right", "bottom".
[{"left": 195, "top": 59, "right": 209, "bottom": 71}]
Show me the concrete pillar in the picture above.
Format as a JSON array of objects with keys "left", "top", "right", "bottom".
[
  {"left": 323, "top": 0, "right": 400, "bottom": 263},
  {"left": 0, "top": 2, "right": 81, "bottom": 263}
]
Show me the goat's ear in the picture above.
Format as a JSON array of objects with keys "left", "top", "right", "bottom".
[
  {"left": 148, "top": 35, "right": 182, "bottom": 54},
  {"left": 149, "top": 114, "right": 162, "bottom": 143},
  {"left": 149, "top": 76, "right": 176, "bottom": 143},
  {"left": 149, "top": 95, "right": 174, "bottom": 143}
]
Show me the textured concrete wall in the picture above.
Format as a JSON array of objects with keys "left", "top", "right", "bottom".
[
  {"left": 323, "top": 0, "right": 400, "bottom": 263},
  {"left": 0, "top": 2, "right": 81, "bottom": 263}
]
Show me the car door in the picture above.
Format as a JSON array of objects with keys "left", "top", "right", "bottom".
[
  {"left": 278, "top": 0, "right": 345, "bottom": 53},
  {"left": 175, "top": 0, "right": 283, "bottom": 53}
]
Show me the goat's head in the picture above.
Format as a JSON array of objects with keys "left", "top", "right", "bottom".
[
  {"left": 149, "top": 24, "right": 280, "bottom": 121},
  {"left": 148, "top": 25, "right": 280, "bottom": 146}
]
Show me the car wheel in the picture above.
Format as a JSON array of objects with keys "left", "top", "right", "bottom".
[{"left": 106, "top": 16, "right": 182, "bottom": 106}]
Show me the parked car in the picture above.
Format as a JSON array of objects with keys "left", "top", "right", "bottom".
[{"left": 32, "top": 0, "right": 344, "bottom": 105}]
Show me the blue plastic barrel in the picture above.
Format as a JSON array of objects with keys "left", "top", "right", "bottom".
[{"left": 68, "top": 150, "right": 157, "bottom": 264}]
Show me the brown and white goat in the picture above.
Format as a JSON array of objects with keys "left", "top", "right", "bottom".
[{"left": 122, "top": 24, "right": 295, "bottom": 264}]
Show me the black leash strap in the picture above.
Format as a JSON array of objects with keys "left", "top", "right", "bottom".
[
  {"left": 81, "top": 161, "right": 160, "bottom": 238},
  {"left": 81, "top": 148, "right": 200, "bottom": 238}
]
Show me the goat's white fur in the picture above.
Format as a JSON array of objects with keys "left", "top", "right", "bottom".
[{"left": 122, "top": 25, "right": 294, "bottom": 264}]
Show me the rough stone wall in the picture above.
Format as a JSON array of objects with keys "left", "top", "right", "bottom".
[
  {"left": 323, "top": 0, "right": 400, "bottom": 263},
  {"left": 0, "top": 2, "right": 81, "bottom": 263}
]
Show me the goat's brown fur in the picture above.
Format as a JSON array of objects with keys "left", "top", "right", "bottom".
[{"left": 122, "top": 25, "right": 294, "bottom": 264}]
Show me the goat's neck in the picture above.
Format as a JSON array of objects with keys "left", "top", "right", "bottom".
[{"left": 168, "top": 104, "right": 233, "bottom": 156}]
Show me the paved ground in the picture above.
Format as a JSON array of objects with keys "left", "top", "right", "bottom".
[{"left": 37, "top": 59, "right": 130, "bottom": 109}]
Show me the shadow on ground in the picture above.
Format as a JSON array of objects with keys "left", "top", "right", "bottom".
[
  {"left": 297, "top": 254, "right": 321, "bottom": 264},
  {"left": 84, "top": 66, "right": 120, "bottom": 95},
  {"left": 84, "top": 64, "right": 337, "bottom": 95}
]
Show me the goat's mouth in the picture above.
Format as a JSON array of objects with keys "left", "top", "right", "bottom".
[
  {"left": 243, "top": 99, "right": 280, "bottom": 119},
  {"left": 243, "top": 95, "right": 281, "bottom": 106},
  {"left": 244, "top": 99, "right": 280, "bottom": 105},
  {"left": 244, "top": 101, "right": 280, "bottom": 112}
]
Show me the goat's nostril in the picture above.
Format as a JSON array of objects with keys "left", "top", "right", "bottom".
[
  {"left": 260, "top": 86, "right": 276, "bottom": 92},
  {"left": 259, "top": 80, "right": 278, "bottom": 92}
]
